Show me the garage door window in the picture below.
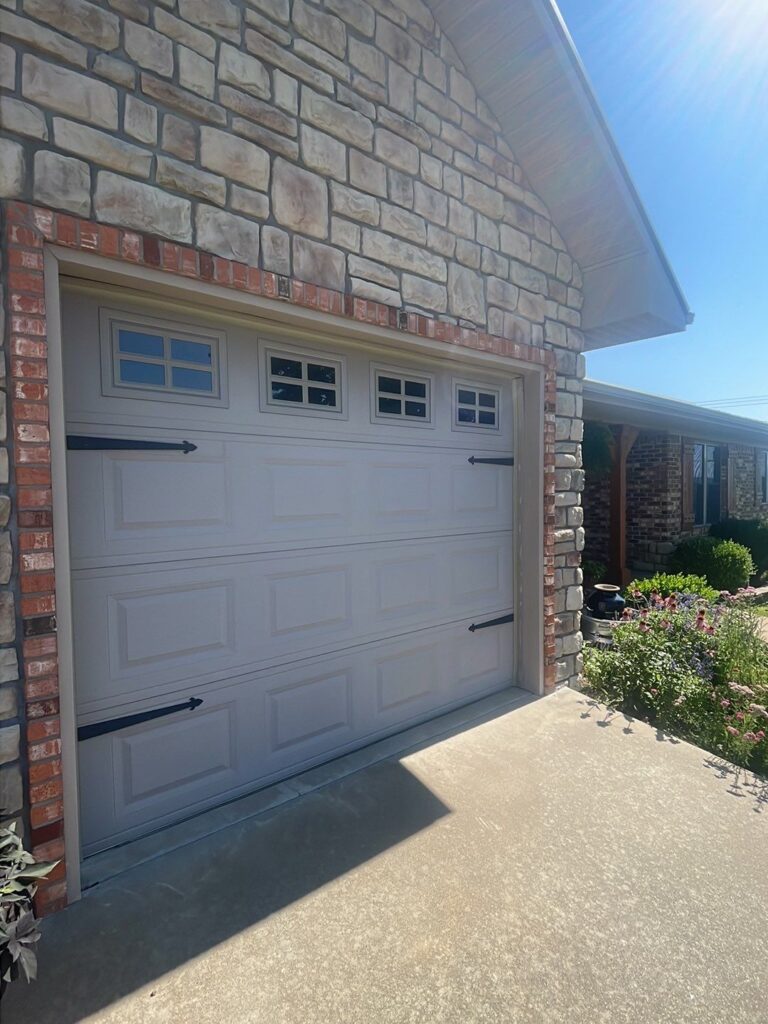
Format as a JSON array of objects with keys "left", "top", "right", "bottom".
[
  {"left": 453, "top": 381, "right": 500, "bottom": 430},
  {"left": 263, "top": 346, "right": 344, "bottom": 416},
  {"left": 372, "top": 367, "right": 432, "bottom": 424},
  {"left": 101, "top": 309, "right": 226, "bottom": 405}
]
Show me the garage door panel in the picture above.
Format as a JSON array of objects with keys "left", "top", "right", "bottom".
[
  {"left": 120, "top": 701, "right": 238, "bottom": 804},
  {"left": 373, "top": 553, "right": 436, "bottom": 616},
  {"left": 68, "top": 439, "right": 513, "bottom": 566},
  {"left": 114, "top": 580, "right": 235, "bottom": 668},
  {"left": 268, "top": 668, "right": 354, "bottom": 753},
  {"left": 374, "top": 639, "right": 441, "bottom": 714},
  {"left": 78, "top": 688, "right": 253, "bottom": 856},
  {"left": 269, "top": 565, "right": 351, "bottom": 636},
  {"left": 77, "top": 615, "right": 514, "bottom": 855},
  {"left": 455, "top": 622, "right": 511, "bottom": 694},
  {"left": 73, "top": 535, "right": 513, "bottom": 713},
  {"left": 108, "top": 451, "right": 230, "bottom": 533}
]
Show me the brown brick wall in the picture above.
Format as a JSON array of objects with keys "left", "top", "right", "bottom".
[{"left": 584, "top": 426, "right": 768, "bottom": 580}]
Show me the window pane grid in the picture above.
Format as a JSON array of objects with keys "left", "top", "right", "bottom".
[
  {"left": 113, "top": 326, "right": 217, "bottom": 396},
  {"left": 374, "top": 371, "right": 430, "bottom": 421},
  {"left": 455, "top": 384, "right": 499, "bottom": 429},
  {"left": 268, "top": 352, "right": 341, "bottom": 411},
  {"left": 693, "top": 443, "right": 721, "bottom": 526}
]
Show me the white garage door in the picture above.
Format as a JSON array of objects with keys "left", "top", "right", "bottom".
[{"left": 62, "top": 284, "right": 518, "bottom": 855}]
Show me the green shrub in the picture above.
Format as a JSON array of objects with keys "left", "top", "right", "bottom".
[
  {"left": 582, "top": 559, "right": 607, "bottom": 584},
  {"left": 627, "top": 573, "right": 718, "bottom": 603},
  {"left": 669, "top": 536, "right": 754, "bottom": 592},
  {"left": 710, "top": 518, "right": 768, "bottom": 578},
  {"left": 583, "top": 597, "right": 768, "bottom": 776},
  {"left": 583, "top": 422, "right": 614, "bottom": 479}
]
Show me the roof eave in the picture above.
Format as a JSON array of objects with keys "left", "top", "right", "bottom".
[
  {"left": 427, "top": 0, "right": 694, "bottom": 348},
  {"left": 584, "top": 381, "right": 768, "bottom": 447}
]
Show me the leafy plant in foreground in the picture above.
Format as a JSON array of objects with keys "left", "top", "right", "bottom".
[{"left": 0, "top": 823, "right": 58, "bottom": 1001}]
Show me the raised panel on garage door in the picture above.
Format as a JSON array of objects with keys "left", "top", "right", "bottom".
[
  {"left": 67, "top": 438, "right": 514, "bottom": 567},
  {"left": 72, "top": 532, "right": 514, "bottom": 715},
  {"left": 77, "top": 616, "right": 515, "bottom": 854},
  {"left": 63, "top": 286, "right": 518, "bottom": 855}
]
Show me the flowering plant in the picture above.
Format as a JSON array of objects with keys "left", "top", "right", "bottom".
[{"left": 584, "top": 591, "right": 768, "bottom": 775}]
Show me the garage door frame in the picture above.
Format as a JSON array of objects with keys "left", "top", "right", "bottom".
[{"left": 43, "top": 244, "right": 548, "bottom": 902}]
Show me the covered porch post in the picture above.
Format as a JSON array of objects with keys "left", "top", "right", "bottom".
[{"left": 609, "top": 425, "right": 639, "bottom": 585}]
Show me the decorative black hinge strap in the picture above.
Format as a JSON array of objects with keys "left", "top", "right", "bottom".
[
  {"left": 78, "top": 697, "right": 204, "bottom": 741},
  {"left": 67, "top": 435, "right": 197, "bottom": 454},
  {"left": 467, "top": 456, "right": 514, "bottom": 466},
  {"left": 468, "top": 612, "right": 515, "bottom": 633}
]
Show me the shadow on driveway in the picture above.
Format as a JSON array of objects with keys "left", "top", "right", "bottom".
[
  {"left": 577, "top": 695, "right": 768, "bottom": 812},
  {"left": 6, "top": 758, "right": 449, "bottom": 1024}
]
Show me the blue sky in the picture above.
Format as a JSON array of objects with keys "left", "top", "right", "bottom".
[{"left": 556, "top": 0, "right": 768, "bottom": 421}]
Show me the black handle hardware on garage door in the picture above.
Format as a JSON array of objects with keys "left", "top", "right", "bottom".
[
  {"left": 467, "top": 456, "right": 514, "bottom": 466},
  {"left": 468, "top": 612, "right": 515, "bottom": 633},
  {"left": 67, "top": 435, "right": 197, "bottom": 454},
  {"left": 78, "top": 697, "right": 204, "bottom": 741}
]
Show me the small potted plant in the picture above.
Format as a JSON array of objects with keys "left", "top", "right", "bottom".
[{"left": 0, "top": 822, "right": 58, "bottom": 1002}]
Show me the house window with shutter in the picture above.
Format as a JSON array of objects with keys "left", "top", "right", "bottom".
[
  {"left": 692, "top": 443, "right": 721, "bottom": 526},
  {"left": 759, "top": 451, "right": 768, "bottom": 504}
]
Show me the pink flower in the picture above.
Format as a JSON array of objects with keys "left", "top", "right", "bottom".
[
  {"left": 720, "top": 699, "right": 731, "bottom": 708},
  {"left": 742, "top": 732, "right": 758, "bottom": 743},
  {"left": 650, "top": 688, "right": 659, "bottom": 697},
  {"left": 726, "top": 725, "right": 740, "bottom": 736},
  {"left": 729, "top": 683, "right": 755, "bottom": 696},
  {"left": 735, "top": 712, "right": 746, "bottom": 721},
  {"left": 757, "top": 730, "right": 766, "bottom": 741}
]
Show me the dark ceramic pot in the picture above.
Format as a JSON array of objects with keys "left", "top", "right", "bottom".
[{"left": 586, "top": 583, "right": 625, "bottom": 620}]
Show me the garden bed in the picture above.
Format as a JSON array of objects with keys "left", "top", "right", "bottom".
[{"left": 583, "top": 592, "right": 768, "bottom": 778}]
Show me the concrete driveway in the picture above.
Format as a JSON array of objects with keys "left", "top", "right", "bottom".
[{"left": 5, "top": 688, "right": 768, "bottom": 1024}]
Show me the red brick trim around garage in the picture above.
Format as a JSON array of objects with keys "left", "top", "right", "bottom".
[{"left": 2, "top": 200, "right": 557, "bottom": 913}]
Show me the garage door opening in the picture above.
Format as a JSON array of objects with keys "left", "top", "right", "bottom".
[{"left": 59, "top": 280, "right": 521, "bottom": 858}]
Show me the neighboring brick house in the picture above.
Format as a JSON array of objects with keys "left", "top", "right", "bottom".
[
  {"left": 583, "top": 381, "right": 768, "bottom": 581},
  {"left": 0, "top": 0, "right": 690, "bottom": 912}
]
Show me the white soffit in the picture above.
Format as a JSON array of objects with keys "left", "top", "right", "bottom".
[{"left": 428, "top": 0, "right": 694, "bottom": 349}]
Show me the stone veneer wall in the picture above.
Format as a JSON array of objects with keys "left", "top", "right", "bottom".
[{"left": 0, "top": 0, "right": 587, "bottom": 908}]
